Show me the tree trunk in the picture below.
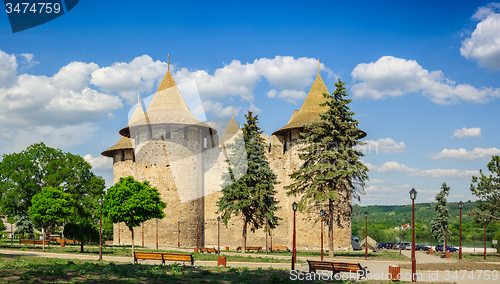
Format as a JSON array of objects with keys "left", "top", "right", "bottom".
[
  {"left": 130, "top": 227, "right": 135, "bottom": 258},
  {"left": 80, "top": 241, "right": 84, "bottom": 253},
  {"left": 329, "top": 198, "right": 334, "bottom": 257},
  {"left": 242, "top": 219, "right": 247, "bottom": 254}
]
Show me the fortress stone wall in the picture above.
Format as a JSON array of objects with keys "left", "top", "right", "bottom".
[{"left": 104, "top": 64, "right": 353, "bottom": 251}]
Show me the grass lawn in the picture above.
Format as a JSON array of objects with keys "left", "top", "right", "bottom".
[
  {"left": 0, "top": 240, "right": 301, "bottom": 264},
  {"left": 232, "top": 250, "right": 411, "bottom": 262},
  {"left": 399, "top": 261, "right": 500, "bottom": 272},
  {"left": 0, "top": 254, "right": 453, "bottom": 284},
  {"left": 447, "top": 252, "right": 500, "bottom": 263},
  {"left": 0, "top": 239, "right": 409, "bottom": 263}
]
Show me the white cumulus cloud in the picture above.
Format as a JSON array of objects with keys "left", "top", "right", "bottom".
[
  {"left": 370, "top": 161, "right": 479, "bottom": 180},
  {"left": 358, "top": 138, "right": 406, "bottom": 154},
  {"left": 0, "top": 52, "right": 123, "bottom": 130},
  {"left": 83, "top": 154, "right": 113, "bottom": 170},
  {"left": 461, "top": 4, "right": 500, "bottom": 70},
  {"left": 430, "top": 147, "right": 500, "bottom": 161},
  {"left": 451, "top": 127, "right": 482, "bottom": 139},
  {"left": 90, "top": 55, "right": 168, "bottom": 104},
  {"left": 174, "top": 56, "right": 332, "bottom": 104},
  {"left": 351, "top": 56, "right": 500, "bottom": 104},
  {"left": 266, "top": 89, "right": 306, "bottom": 103}
]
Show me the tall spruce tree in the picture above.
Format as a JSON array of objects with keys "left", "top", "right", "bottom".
[
  {"left": 470, "top": 155, "right": 500, "bottom": 221},
  {"left": 217, "top": 111, "right": 281, "bottom": 253},
  {"left": 430, "top": 183, "right": 451, "bottom": 247},
  {"left": 286, "top": 78, "right": 368, "bottom": 256}
]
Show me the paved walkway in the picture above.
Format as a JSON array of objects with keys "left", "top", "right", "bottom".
[{"left": 0, "top": 248, "right": 497, "bottom": 283}]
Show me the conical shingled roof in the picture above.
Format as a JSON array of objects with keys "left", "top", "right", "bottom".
[
  {"left": 119, "top": 68, "right": 216, "bottom": 137},
  {"left": 101, "top": 136, "right": 133, "bottom": 157},
  {"left": 219, "top": 116, "right": 240, "bottom": 147},
  {"left": 273, "top": 73, "right": 330, "bottom": 136}
]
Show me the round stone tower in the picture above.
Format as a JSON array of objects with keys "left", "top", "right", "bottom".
[{"left": 102, "top": 57, "right": 217, "bottom": 248}]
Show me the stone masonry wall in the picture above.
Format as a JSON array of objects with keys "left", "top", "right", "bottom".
[{"left": 111, "top": 129, "right": 352, "bottom": 252}]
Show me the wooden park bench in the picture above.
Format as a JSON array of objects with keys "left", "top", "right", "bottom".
[
  {"left": 236, "top": 246, "right": 262, "bottom": 252},
  {"left": 199, "top": 247, "right": 218, "bottom": 254},
  {"left": 134, "top": 252, "right": 194, "bottom": 265},
  {"left": 56, "top": 239, "right": 79, "bottom": 244},
  {"left": 269, "top": 245, "right": 290, "bottom": 252},
  {"left": 307, "top": 260, "right": 369, "bottom": 280},
  {"left": 19, "top": 239, "right": 50, "bottom": 245}
]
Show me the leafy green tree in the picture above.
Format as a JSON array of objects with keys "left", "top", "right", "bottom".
[
  {"left": 64, "top": 222, "right": 99, "bottom": 252},
  {"left": 14, "top": 212, "right": 35, "bottom": 239},
  {"left": 0, "top": 218, "right": 6, "bottom": 233},
  {"left": 103, "top": 176, "right": 166, "bottom": 257},
  {"left": 217, "top": 112, "right": 281, "bottom": 253},
  {"left": 470, "top": 155, "right": 500, "bottom": 221},
  {"left": 29, "top": 186, "right": 74, "bottom": 251},
  {"left": 0, "top": 143, "right": 105, "bottom": 218},
  {"left": 430, "top": 183, "right": 451, "bottom": 247},
  {"left": 286, "top": 78, "right": 368, "bottom": 256}
]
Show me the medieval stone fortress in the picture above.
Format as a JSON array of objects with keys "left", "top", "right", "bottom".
[{"left": 102, "top": 60, "right": 353, "bottom": 251}]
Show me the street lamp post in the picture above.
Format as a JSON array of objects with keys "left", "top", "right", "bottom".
[
  {"left": 265, "top": 217, "right": 268, "bottom": 254},
  {"left": 142, "top": 222, "right": 144, "bottom": 247},
  {"left": 423, "top": 231, "right": 425, "bottom": 249},
  {"left": 156, "top": 219, "right": 158, "bottom": 250},
  {"left": 410, "top": 188, "right": 417, "bottom": 282},
  {"left": 10, "top": 215, "right": 13, "bottom": 246},
  {"left": 177, "top": 221, "right": 180, "bottom": 248},
  {"left": 484, "top": 217, "right": 487, "bottom": 262},
  {"left": 196, "top": 221, "right": 199, "bottom": 252},
  {"left": 98, "top": 198, "right": 103, "bottom": 261},
  {"left": 270, "top": 227, "right": 273, "bottom": 253},
  {"left": 118, "top": 223, "right": 120, "bottom": 246},
  {"left": 292, "top": 202, "right": 297, "bottom": 270},
  {"left": 217, "top": 216, "right": 220, "bottom": 255},
  {"left": 320, "top": 209, "right": 325, "bottom": 261},
  {"left": 443, "top": 224, "right": 448, "bottom": 255},
  {"left": 364, "top": 211, "right": 368, "bottom": 260},
  {"left": 400, "top": 227, "right": 402, "bottom": 256},
  {"left": 458, "top": 201, "right": 463, "bottom": 261},
  {"left": 474, "top": 237, "right": 476, "bottom": 254}
]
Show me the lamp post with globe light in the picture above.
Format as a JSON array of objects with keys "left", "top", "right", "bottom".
[
  {"left": 292, "top": 202, "right": 297, "bottom": 270},
  {"left": 458, "top": 201, "right": 463, "bottom": 262},
  {"left": 410, "top": 188, "right": 417, "bottom": 282},
  {"left": 320, "top": 209, "right": 325, "bottom": 261},
  {"left": 364, "top": 211, "right": 368, "bottom": 260},
  {"left": 484, "top": 217, "right": 487, "bottom": 262},
  {"left": 98, "top": 198, "right": 103, "bottom": 261}
]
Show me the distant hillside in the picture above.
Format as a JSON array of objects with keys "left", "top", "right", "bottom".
[
  {"left": 351, "top": 201, "right": 498, "bottom": 243},
  {"left": 352, "top": 201, "right": 478, "bottom": 227}
]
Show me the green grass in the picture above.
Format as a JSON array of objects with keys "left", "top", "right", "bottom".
[
  {"left": 0, "top": 254, "right": 340, "bottom": 283},
  {"left": 0, "top": 239, "right": 301, "bottom": 264},
  {"left": 448, "top": 252, "right": 500, "bottom": 262},
  {"left": 230, "top": 249, "right": 411, "bottom": 261}
]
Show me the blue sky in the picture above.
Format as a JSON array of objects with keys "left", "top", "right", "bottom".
[{"left": 0, "top": 0, "right": 499, "bottom": 206}]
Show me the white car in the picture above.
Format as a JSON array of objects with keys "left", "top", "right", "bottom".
[{"left": 402, "top": 242, "right": 412, "bottom": 250}]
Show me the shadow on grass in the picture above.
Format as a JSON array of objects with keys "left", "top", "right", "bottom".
[{"left": 0, "top": 255, "right": 321, "bottom": 283}]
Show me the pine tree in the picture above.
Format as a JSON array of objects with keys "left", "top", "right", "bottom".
[
  {"left": 430, "top": 183, "right": 451, "bottom": 248},
  {"left": 470, "top": 155, "right": 500, "bottom": 221},
  {"left": 14, "top": 212, "right": 35, "bottom": 239},
  {"left": 217, "top": 111, "right": 281, "bottom": 253},
  {"left": 286, "top": 78, "right": 369, "bottom": 256}
]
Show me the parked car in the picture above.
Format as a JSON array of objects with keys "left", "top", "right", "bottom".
[
  {"left": 394, "top": 242, "right": 402, "bottom": 249},
  {"left": 402, "top": 242, "right": 412, "bottom": 250},
  {"left": 435, "top": 245, "right": 458, "bottom": 252},
  {"left": 385, "top": 242, "right": 394, "bottom": 249},
  {"left": 415, "top": 245, "right": 431, "bottom": 251},
  {"left": 377, "top": 243, "right": 385, "bottom": 249}
]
